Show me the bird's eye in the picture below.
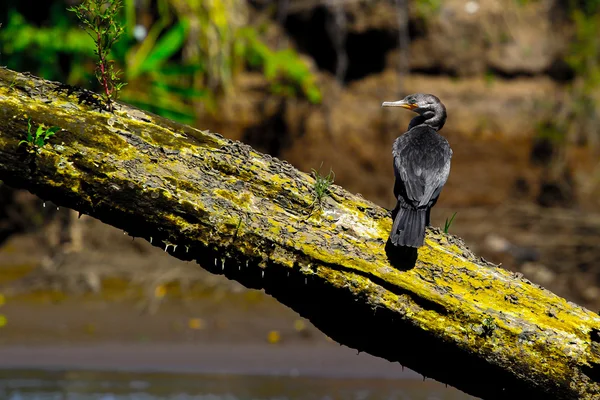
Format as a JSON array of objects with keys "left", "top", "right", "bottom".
[{"left": 407, "top": 96, "right": 416, "bottom": 104}]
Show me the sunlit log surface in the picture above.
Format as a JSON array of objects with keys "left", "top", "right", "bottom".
[{"left": 1, "top": 67, "right": 600, "bottom": 400}]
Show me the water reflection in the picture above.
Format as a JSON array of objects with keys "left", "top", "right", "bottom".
[{"left": 0, "top": 369, "right": 475, "bottom": 400}]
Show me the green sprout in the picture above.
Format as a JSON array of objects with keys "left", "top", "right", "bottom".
[
  {"left": 232, "top": 215, "right": 244, "bottom": 241},
  {"left": 310, "top": 163, "right": 335, "bottom": 211},
  {"left": 8, "top": 75, "right": 17, "bottom": 91},
  {"left": 69, "top": 0, "right": 126, "bottom": 111},
  {"left": 471, "top": 314, "right": 496, "bottom": 337},
  {"left": 481, "top": 315, "right": 497, "bottom": 337},
  {"left": 18, "top": 118, "right": 60, "bottom": 152},
  {"left": 443, "top": 212, "right": 457, "bottom": 234}
]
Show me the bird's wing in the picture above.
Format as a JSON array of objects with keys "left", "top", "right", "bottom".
[
  {"left": 393, "top": 131, "right": 452, "bottom": 208},
  {"left": 421, "top": 145, "right": 452, "bottom": 207}
]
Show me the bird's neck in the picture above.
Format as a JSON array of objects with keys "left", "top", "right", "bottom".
[
  {"left": 408, "top": 116, "right": 427, "bottom": 130},
  {"left": 410, "top": 108, "right": 446, "bottom": 131}
]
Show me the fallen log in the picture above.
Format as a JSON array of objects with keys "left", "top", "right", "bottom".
[{"left": 1, "top": 67, "right": 599, "bottom": 399}]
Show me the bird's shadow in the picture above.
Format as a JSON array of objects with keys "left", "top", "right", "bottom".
[
  {"left": 385, "top": 206, "right": 418, "bottom": 271},
  {"left": 385, "top": 239, "right": 418, "bottom": 271}
]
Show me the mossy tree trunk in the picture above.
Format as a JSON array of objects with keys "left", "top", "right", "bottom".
[{"left": 1, "top": 68, "right": 600, "bottom": 399}]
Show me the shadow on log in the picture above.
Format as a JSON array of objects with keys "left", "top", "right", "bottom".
[{"left": 1, "top": 67, "right": 600, "bottom": 399}]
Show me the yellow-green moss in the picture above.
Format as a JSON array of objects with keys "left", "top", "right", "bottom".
[{"left": 214, "top": 189, "right": 252, "bottom": 209}]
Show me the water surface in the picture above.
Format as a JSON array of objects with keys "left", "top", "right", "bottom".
[{"left": 0, "top": 369, "right": 475, "bottom": 400}]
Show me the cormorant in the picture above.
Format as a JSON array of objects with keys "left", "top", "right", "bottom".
[{"left": 382, "top": 93, "right": 452, "bottom": 248}]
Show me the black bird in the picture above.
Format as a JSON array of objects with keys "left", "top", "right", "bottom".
[{"left": 382, "top": 94, "right": 452, "bottom": 248}]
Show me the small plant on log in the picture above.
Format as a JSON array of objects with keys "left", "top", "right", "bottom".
[
  {"left": 481, "top": 315, "right": 497, "bottom": 337},
  {"left": 444, "top": 212, "right": 457, "bottom": 234},
  {"left": 310, "top": 163, "right": 335, "bottom": 211},
  {"left": 18, "top": 118, "right": 60, "bottom": 153},
  {"left": 69, "top": 0, "right": 126, "bottom": 112}
]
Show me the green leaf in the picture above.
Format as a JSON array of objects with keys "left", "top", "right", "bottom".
[
  {"left": 137, "top": 20, "right": 189, "bottom": 76},
  {"left": 44, "top": 126, "right": 61, "bottom": 140},
  {"left": 25, "top": 118, "right": 33, "bottom": 142},
  {"left": 34, "top": 125, "right": 46, "bottom": 140},
  {"left": 30, "top": 125, "right": 59, "bottom": 148},
  {"left": 444, "top": 212, "right": 458, "bottom": 234}
]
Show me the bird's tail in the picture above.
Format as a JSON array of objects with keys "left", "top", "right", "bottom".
[{"left": 391, "top": 206, "right": 427, "bottom": 248}]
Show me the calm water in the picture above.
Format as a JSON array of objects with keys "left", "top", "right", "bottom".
[{"left": 0, "top": 369, "right": 474, "bottom": 400}]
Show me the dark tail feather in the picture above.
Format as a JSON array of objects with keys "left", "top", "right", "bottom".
[{"left": 391, "top": 206, "right": 427, "bottom": 248}]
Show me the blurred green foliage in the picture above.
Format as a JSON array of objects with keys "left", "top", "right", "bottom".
[
  {"left": 238, "top": 27, "right": 321, "bottom": 104},
  {"left": 569, "top": 14, "right": 600, "bottom": 152},
  {"left": 0, "top": 6, "right": 93, "bottom": 83},
  {"left": 414, "top": 0, "right": 442, "bottom": 20},
  {"left": 0, "top": 0, "right": 321, "bottom": 123},
  {"left": 567, "top": 5, "right": 600, "bottom": 95},
  {"left": 536, "top": 1, "right": 600, "bottom": 152}
]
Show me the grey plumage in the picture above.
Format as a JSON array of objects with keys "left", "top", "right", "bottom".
[{"left": 382, "top": 93, "right": 452, "bottom": 248}]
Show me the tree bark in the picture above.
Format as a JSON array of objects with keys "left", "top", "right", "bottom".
[{"left": 1, "top": 67, "right": 599, "bottom": 399}]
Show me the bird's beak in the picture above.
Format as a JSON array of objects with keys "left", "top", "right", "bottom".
[{"left": 382, "top": 100, "right": 417, "bottom": 110}]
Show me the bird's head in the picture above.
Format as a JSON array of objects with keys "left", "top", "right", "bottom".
[
  {"left": 382, "top": 93, "right": 443, "bottom": 114},
  {"left": 382, "top": 93, "right": 446, "bottom": 130}
]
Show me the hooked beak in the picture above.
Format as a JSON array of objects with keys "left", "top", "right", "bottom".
[{"left": 382, "top": 100, "right": 418, "bottom": 110}]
